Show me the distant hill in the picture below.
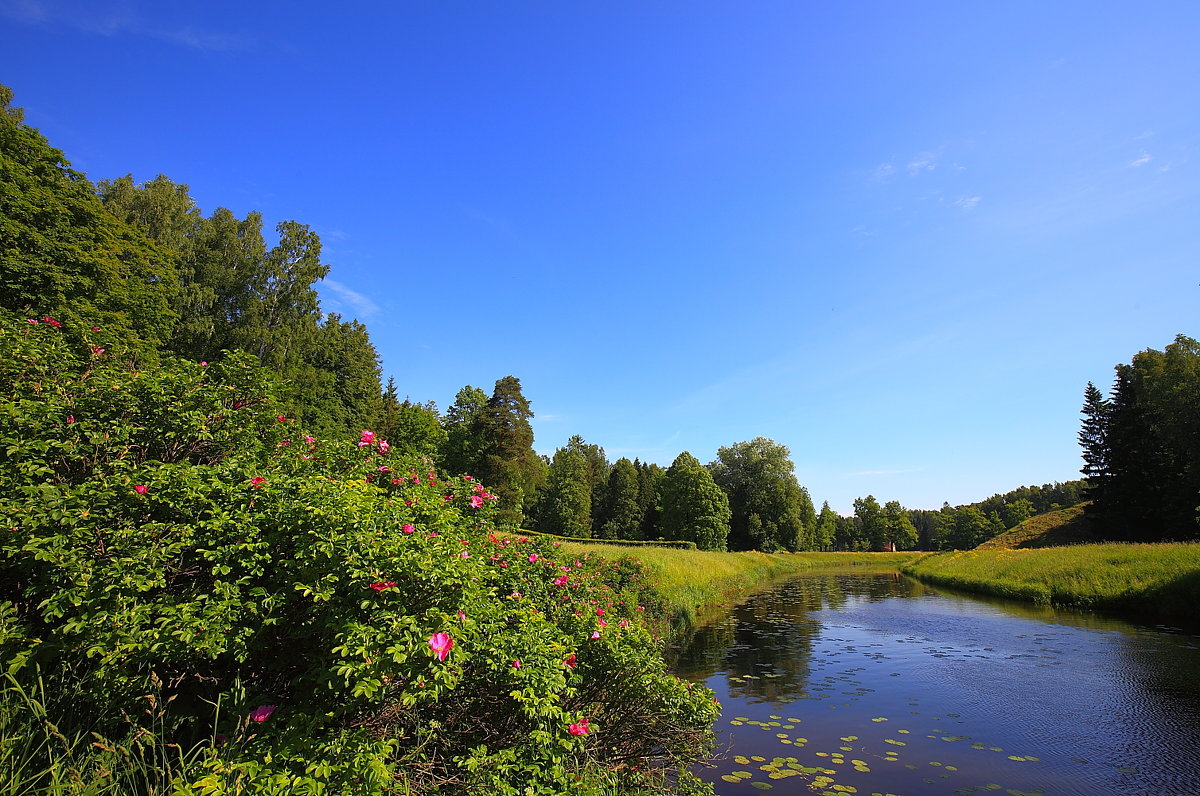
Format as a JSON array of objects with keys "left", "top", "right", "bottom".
[{"left": 976, "top": 503, "right": 1097, "bottom": 549}]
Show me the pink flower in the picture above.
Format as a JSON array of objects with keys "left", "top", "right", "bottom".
[
  {"left": 429, "top": 632, "right": 454, "bottom": 661},
  {"left": 249, "top": 705, "right": 277, "bottom": 722},
  {"left": 457, "top": 610, "right": 467, "bottom": 621},
  {"left": 304, "top": 435, "right": 315, "bottom": 444},
  {"left": 378, "top": 440, "right": 389, "bottom": 454},
  {"left": 597, "top": 619, "right": 608, "bottom": 627},
  {"left": 358, "top": 430, "right": 376, "bottom": 447},
  {"left": 200, "top": 361, "right": 207, "bottom": 366},
  {"left": 459, "top": 551, "right": 470, "bottom": 559},
  {"left": 554, "top": 575, "right": 569, "bottom": 586},
  {"left": 463, "top": 475, "right": 472, "bottom": 481},
  {"left": 66, "top": 416, "right": 75, "bottom": 424},
  {"left": 564, "top": 653, "right": 577, "bottom": 669},
  {"left": 590, "top": 631, "right": 601, "bottom": 639},
  {"left": 43, "top": 317, "right": 61, "bottom": 327},
  {"left": 25, "top": 319, "right": 37, "bottom": 324},
  {"left": 469, "top": 495, "right": 484, "bottom": 508},
  {"left": 568, "top": 719, "right": 589, "bottom": 736},
  {"left": 596, "top": 608, "right": 604, "bottom": 616},
  {"left": 512, "top": 659, "right": 522, "bottom": 668},
  {"left": 276, "top": 415, "right": 287, "bottom": 422},
  {"left": 619, "top": 619, "right": 629, "bottom": 628},
  {"left": 402, "top": 524, "right": 415, "bottom": 534},
  {"left": 133, "top": 484, "right": 148, "bottom": 495},
  {"left": 90, "top": 346, "right": 105, "bottom": 356},
  {"left": 249, "top": 476, "right": 266, "bottom": 489},
  {"left": 370, "top": 581, "right": 396, "bottom": 591}
]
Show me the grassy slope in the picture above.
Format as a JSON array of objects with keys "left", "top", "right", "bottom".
[
  {"left": 901, "top": 543, "right": 1200, "bottom": 618},
  {"left": 557, "top": 543, "right": 919, "bottom": 631},
  {"left": 976, "top": 503, "right": 1096, "bottom": 550}
]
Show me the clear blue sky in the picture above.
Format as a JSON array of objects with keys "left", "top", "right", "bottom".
[{"left": 4, "top": 1, "right": 1198, "bottom": 513}]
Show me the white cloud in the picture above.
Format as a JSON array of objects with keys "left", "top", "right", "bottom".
[
  {"left": 907, "top": 154, "right": 937, "bottom": 175},
  {"left": 322, "top": 279, "right": 380, "bottom": 318},
  {"left": 955, "top": 196, "right": 981, "bottom": 211},
  {"left": 873, "top": 163, "right": 895, "bottom": 180},
  {"left": 1128, "top": 152, "right": 1152, "bottom": 168}
]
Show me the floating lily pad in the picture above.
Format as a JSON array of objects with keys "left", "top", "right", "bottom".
[
  {"left": 872, "top": 717, "right": 888, "bottom": 722},
  {"left": 750, "top": 782, "right": 773, "bottom": 790}
]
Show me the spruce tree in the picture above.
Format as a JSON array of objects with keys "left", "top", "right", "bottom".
[{"left": 598, "top": 457, "right": 642, "bottom": 540}]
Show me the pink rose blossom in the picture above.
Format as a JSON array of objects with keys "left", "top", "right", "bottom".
[
  {"left": 370, "top": 581, "right": 396, "bottom": 591},
  {"left": 512, "top": 659, "right": 521, "bottom": 668},
  {"left": 402, "top": 524, "right": 415, "bottom": 534},
  {"left": 554, "top": 575, "right": 569, "bottom": 586},
  {"left": 590, "top": 631, "right": 601, "bottom": 639},
  {"left": 469, "top": 495, "right": 484, "bottom": 508},
  {"left": 249, "top": 705, "right": 277, "bottom": 722},
  {"left": 568, "top": 719, "right": 589, "bottom": 736},
  {"left": 428, "top": 632, "right": 454, "bottom": 661},
  {"left": 249, "top": 476, "right": 266, "bottom": 489},
  {"left": 564, "top": 653, "right": 577, "bottom": 669},
  {"left": 133, "top": 485, "right": 148, "bottom": 495},
  {"left": 358, "top": 430, "right": 376, "bottom": 447}
]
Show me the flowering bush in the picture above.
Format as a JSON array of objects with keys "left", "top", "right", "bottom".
[{"left": 0, "top": 312, "right": 718, "bottom": 795}]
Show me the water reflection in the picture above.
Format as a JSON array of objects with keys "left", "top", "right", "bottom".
[{"left": 673, "top": 570, "right": 1200, "bottom": 796}]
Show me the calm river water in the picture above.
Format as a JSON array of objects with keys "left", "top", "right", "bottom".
[{"left": 671, "top": 570, "right": 1200, "bottom": 796}]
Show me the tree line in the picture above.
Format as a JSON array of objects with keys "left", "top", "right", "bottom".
[{"left": 1080, "top": 334, "right": 1200, "bottom": 542}]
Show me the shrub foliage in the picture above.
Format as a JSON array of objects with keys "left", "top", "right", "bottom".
[{"left": 0, "top": 312, "right": 718, "bottom": 794}]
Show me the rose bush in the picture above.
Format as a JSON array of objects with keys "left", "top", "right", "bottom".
[{"left": 0, "top": 311, "right": 718, "bottom": 795}]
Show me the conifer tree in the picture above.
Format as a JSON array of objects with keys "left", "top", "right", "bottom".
[
  {"left": 476, "top": 376, "right": 545, "bottom": 526},
  {"left": 598, "top": 457, "right": 642, "bottom": 540}
]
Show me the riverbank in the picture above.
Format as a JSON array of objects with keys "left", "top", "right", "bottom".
[
  {"left": 556, "top": 543, "right": 920, "bottom": 631},
  {"left": 901, "top": 543, "right": 1200, "bottom": 619}
]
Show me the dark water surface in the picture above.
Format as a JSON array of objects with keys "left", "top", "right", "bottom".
[{"left": 671, "top": 570, "right": 1200, "bottom": 796}]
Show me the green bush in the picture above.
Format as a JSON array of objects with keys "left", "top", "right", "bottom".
[{"left": 0, "top": 312, "right": 718, "bottom": 794}]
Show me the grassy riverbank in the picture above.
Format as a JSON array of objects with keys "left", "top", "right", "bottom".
[
  {"left": 557, "top": 543, "right": 919, "bottom": 631},
  {"left": 901, "top": 543, "right": 1200, "bottom": 619}
]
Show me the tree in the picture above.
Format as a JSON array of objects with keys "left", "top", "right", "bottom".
[
  {"left": 560, "top": 435, "right": 610, "bottom": 535},
  {"left": 882, "top": 500, "right": 919, "bottom": 550},
  {"left": 815, "top": 502, "right": 839, "bottom": 551},
  {"left": 949, "top": 506, "right": 993, "bottom": 549},
  {"left": 853, "top": 495, "right": 887, "bottom": 551},
  {"left": 377, "top": 381, "right": 445, "bottom": 461},
  {"left": 475, "top": 376, "right": 545, "bottom": 526},
  {"left": 635, "top": 459, "right": 665, "bottom": 540},
  {"left": 708, "top": 437, "right": 814, "bottom": 552},
  {"left": 441, "top": 385, "right": 489, "bottom": 477},
  {"left": 660, "top": 452, "right": 731, "bottom": 551},
  {"left": 1083, "top": 336, "right": 1200, "bottom": 541},
  {"left": 539, "top": 447, "right": 593, "bottom": 537},
  {"left": 597, "top": 457, "right": 642, "bottom": 540},
  {"left": 0, "top": 84, "right": 178, "bottom": 351},
  {"left": 1002, "top": 498, "right": 1034, "bottom": 529}
]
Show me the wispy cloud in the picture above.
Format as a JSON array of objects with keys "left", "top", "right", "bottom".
[
  {"left": 906, "top": 153, "right": 937, "bottom": 176},
  {"left": 1128, "top": 152, "right": 1152, "bottom": 168},
  {"left": 872, "top": 163, "right": 895, "bottom": 181},
  {"left": 322, "top": 279, "right": 380, "bottom": 318},
  {"left": 1, "top": 1, "right": 253, "bottom": 50},
  {"left": 955, "top": 196, "right": 981, "bottom": 211}
]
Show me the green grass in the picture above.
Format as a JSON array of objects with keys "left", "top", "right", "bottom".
[
  {"left": 556, "top": 543, "right": 919, "bottom": 631},
  {"left": 976, "top": 503, "right": 1097, "bottom": 550},
  {"left": 901, "top": 543, "right": 1200, "bottom": 618}
]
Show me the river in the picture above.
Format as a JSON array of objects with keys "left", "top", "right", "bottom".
[{"left": 671, "top": 569, "right": 1200, "bottom": 796}]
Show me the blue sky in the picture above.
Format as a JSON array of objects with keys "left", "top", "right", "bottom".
[{"left": 4, "top": 1, "right": 1198, "bottom": 513}]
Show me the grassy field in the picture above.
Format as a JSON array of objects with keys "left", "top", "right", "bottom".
[
  {"left": 556, "top": 542, "right": 919, "bottom": 631},
  {"left": 901, "top": 543, "right": 1200, "bottom": 619},
  {"left": 976, "top": 503, "right": 1096, "bottom": 549}
]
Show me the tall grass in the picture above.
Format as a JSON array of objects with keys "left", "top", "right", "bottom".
[
  {"left": 901, "top": 543, "right": 1200, "bottom": 618},
  {"left": 557, "top": 543, "right": 919, "bottom": 631},
  {"left": 0, "top": 669, "right": 210, "bottom": 796}
]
